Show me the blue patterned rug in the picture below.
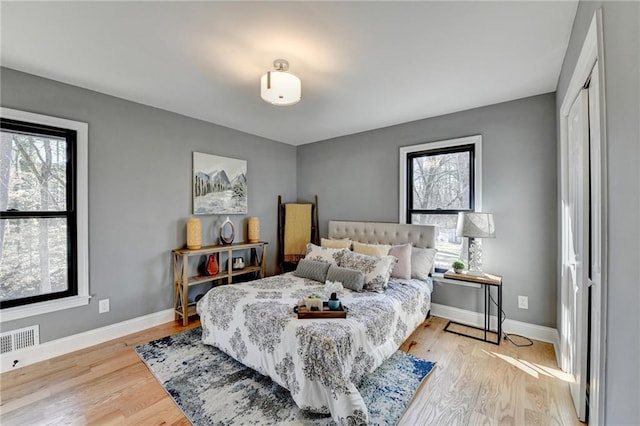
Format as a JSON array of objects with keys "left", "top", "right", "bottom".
[{"left": 135, "top": 328, "right": 435, "bottom": 426}]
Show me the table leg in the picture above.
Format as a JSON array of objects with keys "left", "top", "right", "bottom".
[
  {"left": 498, "top": 283, "right": 503, "bottom": 342},
  {"left": 182, "top": 253, "right": 189, "bottom": 326},
  {"left": 484, "top": 284, "right": 488, "bottom": 341}
]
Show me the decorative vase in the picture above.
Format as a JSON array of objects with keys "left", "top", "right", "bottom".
[
  {"left": 328, "top": 292, "right": 340, "bottom": 310},
  {"left": 232, "top": 256, "right": 245, "bottom": 270},
  {"left": 454, "top": 268, "right": 464, "bottom": 274},
  {"left": 206, "top": 255, "right": 219, "bottom": 276},
  {"left": 248, "top": 217, "right": 260, "bottom": 243},
  {"left": 219, "top": 216, "right": 235, "bottom": 245},
  {"left": 186, "top": 218, "right": 202, "bottom": 249}
]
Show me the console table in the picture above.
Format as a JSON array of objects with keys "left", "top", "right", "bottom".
[
  {"left": 441, "top": 270, "right": 503, "bottom": 345},
  {"left": 172, "top": 241, "right": 267, "bottom": 325}
]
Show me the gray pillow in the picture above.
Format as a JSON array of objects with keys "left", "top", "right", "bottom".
[
  {"left": 326, "top": 264, "right": 365, "bottom": 292},
  {"left": 339, "top": 251, "right": 397, "bottom": 293},
  {"left": 294, "top": 259, "right": 330, "bottom": 283}
]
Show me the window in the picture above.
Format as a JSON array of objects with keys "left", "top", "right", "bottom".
[
  {"left": 400, "top": 135, "right": 482, "bottom": 271},
  {"left": 0, "top": 108, "right": 88, "bottom": 321}
]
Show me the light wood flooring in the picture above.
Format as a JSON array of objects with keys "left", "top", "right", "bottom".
[{"left": 0, "top": 316, "right": 583, "bottom": 425}]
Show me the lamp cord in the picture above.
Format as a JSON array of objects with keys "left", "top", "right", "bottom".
[{"left": 488, "top": 294, "right": 534, "bottom": 347}]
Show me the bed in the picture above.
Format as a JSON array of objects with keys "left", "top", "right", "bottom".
[{"left": 197, "top": 220, "right": 437, "bottom": 424}]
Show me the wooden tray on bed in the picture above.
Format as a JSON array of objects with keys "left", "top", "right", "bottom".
[{"left": 294, "top": 302, "right": 348, "bottom": 319}]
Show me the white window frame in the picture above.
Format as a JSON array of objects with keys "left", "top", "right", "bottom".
[
  {"left": 400, "top": 135, "right": 482, "bottom": 272},
  {"left": 0, "top": 108, "right": 89, "bottom": 322}
]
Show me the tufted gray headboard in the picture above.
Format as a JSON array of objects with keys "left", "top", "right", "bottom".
[{"left": 328, "top": 220, "right": 436, "bottom": 249}]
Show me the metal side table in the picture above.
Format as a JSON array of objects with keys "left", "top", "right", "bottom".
[{"left": 442, "top": 270, "right": 503, "bottom": 345}]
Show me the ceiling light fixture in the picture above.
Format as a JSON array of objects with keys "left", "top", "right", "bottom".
[{"left": 260, "top": 59, "right": 301, "bottom": 106}]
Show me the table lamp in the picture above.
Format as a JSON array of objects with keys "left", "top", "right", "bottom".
[{"left": 456, "top": 212, "right": 495, "bottom": 277}]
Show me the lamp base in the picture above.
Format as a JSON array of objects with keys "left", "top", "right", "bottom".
[{"left": 468, "top": 238, "right": 484, "bottom": 277}]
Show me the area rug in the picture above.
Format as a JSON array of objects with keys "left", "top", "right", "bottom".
[{"left": 135, "top": 327, "right": 435, "bottom": 426}]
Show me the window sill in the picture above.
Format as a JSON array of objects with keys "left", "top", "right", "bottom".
[{"left": 0, "top": 295, "right": 90, "bottom": 322}]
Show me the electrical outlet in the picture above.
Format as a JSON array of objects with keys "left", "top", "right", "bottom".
[
  {"left": 518, "top": 296, "right": 528, "bottom": 310},
  {"left": 99, "top": 298, "right": 110, "bottom": 313}
]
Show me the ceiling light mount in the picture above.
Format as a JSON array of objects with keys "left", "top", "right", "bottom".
[
  {"left": 260, "top": 58, "right": 301, "bottom": 106},
  {"left": 273, "top": 58, "right": 289, "bottom": 72}
]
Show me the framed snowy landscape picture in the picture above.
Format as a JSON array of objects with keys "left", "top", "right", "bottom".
[{"left": 193, "top": 152, "right": 247, "bottom": 215}]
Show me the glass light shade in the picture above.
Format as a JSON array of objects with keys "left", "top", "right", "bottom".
[{"left": 260, "top": 71, "right": 301, "bottom": 106}]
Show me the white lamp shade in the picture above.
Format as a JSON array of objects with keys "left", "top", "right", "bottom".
[
  {"left": 260, "top": 70, "right": 301, "bottom": 106},
  {"left": 456, "top": 212, "right": 495, "bottom": 238}
]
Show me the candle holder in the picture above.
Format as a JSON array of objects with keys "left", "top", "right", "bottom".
[
  {"left": 248, "top": 217, "right": 260, "bottom": 243},
  {"left": 186, "top": 218, "right": 202, "bottom": 249}
]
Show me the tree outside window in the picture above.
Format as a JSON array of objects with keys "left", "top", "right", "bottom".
[
  {"left": 402, "top": 137, "right": 480, "bottom": 271},
  {"left": 0, "top": 119, "right": 77, "bottom": 308}
]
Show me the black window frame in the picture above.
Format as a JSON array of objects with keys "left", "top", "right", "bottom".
[
  {"left": 406, "top": 143, "right": 476, "bottom": 271},
  {"left": 0, "top": 118, "right": 78, "bottom": 309},
  {"left": 406, "top": 143, "right": 476, "bottom": 220}
]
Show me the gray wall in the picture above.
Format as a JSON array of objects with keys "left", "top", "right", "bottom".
[
  {"left": 297, "top": 93, "right": 558, "bottom": 327},
  {"left": 0, "top": 67, "right": 297, "bottom": 342},
  {"left": 556, "top": 1, "right": 640, "bottom": 424}
]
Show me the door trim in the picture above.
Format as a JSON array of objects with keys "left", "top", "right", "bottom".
[{"left": 559, "top": 9, "right": 607, "bottom": 425}]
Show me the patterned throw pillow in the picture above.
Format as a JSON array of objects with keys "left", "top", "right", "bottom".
[
  {"left": 294, "top": 259, "right": 331, "bottom": 283},
  {"left": 326, "top": 264, "right": 365, "bottom": 292},
  {"left": 339, "top": 251, "right": 397, "bottom": 293},
  {"left": 388, "top": 243, "right": 412, "bottom": 279},
  {"left": 320, "top": 238, "right": 352, "bottom": 249},
  {"left": 305, "top": 243, "right": 348, "bottom": 265},
  {"left": 352, "top": 241, "right": 391, "bottom": 257},
  {"left": 411, "top": 247, "right": 437, "bottom": 281}
]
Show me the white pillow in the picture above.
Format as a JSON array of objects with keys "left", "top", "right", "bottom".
[
  {"left": 411, "top": 247, "right": 437, "bottom": 281},
  {"left": 388, "top": 243, "right": 412, "bottom": 279},
  {"left": 305, "top": 243, "right": 348, "bottom": 265},
  {"left": 339, "top": 251, "right": 397, "bottom": 293}
]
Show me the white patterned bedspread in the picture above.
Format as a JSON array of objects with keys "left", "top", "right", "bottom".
[{"left": 197, "top": 272, "right": 431, "bottom": 425}]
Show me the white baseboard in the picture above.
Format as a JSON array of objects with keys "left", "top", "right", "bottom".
[
  {"left": 431, "top": 303, "right": 559, "bottom": 344},
  {"left": 0, "top": 308, "right": 175, "bottom": 373},
  {"left": 1, "top": 304, "right": 563, "bottom": 374}
]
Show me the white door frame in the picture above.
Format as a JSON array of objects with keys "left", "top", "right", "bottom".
[{"left": 559, "top": 9, "right": 607, "bottom": 425}]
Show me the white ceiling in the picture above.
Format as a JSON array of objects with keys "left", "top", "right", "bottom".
[{"left": 1, "top": 1, "right": 577, "bottom": 146}]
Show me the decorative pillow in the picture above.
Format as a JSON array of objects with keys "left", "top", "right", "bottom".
[
  {"left": 326, "top": 265, "right": 365, "bottom": 292},
  {"left": 339, "top": 251, "right": 397, "bottom": 293},
  {"left": 411, "top": 247, "right": 437, "bottom": 281},
  {"left": 321, "top": 238, "right": 352, "bottom": 249},
  {"left": 294, "top": 259, "right": 331, "bottom": 283},
  {"left": 352, "top": 241, "right": 391, "bottom": 257},
  {"left": 305, "top": 243, "right": 347, "bottom": 265},
  {"left": 388, "top": 243, "right": 412, "bottom": 279}
]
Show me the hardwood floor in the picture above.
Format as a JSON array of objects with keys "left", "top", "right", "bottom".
[
  {"left": 0, "top": 316, "right": 582, "bottom": 425},
  {"left": 397, "top": 317, "right": 582, "bottom": 426}
]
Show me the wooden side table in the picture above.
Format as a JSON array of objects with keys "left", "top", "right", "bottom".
[
  {"left": 442, "top": 270, "right": 503, "bottom": 345},
  {"left": 172, "top": 241, "right": 268, "bottom": 326}
]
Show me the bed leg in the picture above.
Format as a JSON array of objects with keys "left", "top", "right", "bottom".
[{"left": 426, "top": 310, "right": 431, "bottom": 320}]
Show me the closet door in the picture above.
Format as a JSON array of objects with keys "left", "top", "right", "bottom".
[{"left": 564, "top": 88, "right": 590, "bottom": 420}]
